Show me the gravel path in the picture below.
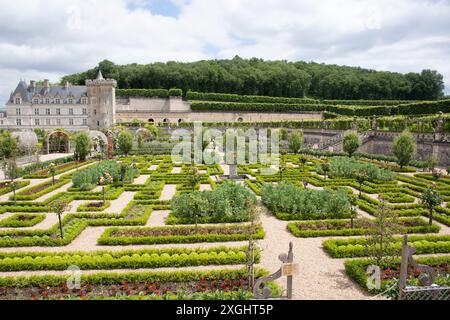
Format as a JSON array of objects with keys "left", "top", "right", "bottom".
[
  {"left": 199, "top": 184, "right": 212, "bottom": 191},
  {"left": 257, "top": 206, "right": 374, "bottom": 300},
  {"left": 159, "top": 185, "right": 177, "bottom": 201},
  {"left": 104, "top": 192, "right": 136, "bottom": 213},
  {"left": 146, "top": 210, "right": 170, "bottom": 226}
]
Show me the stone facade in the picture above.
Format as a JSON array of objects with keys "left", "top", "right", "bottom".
[
  {"left": 1, "top": 75, "right": 322, "bottom": 130},
  {"left": 359, "top": 131, "right": 450, "bottom": 166},
  {"left": 1, "top": 71, "right": 116, "bottom": 131},
  {"left": 115, "top": 96, "right": 322, "bottom": 124}
]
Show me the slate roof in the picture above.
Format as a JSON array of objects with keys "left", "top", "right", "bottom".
[{"left": 8, "top": 81, "right": 88, "bottom": 103}]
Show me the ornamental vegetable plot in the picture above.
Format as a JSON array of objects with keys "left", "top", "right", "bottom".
[{"left": 0, "top": 154, "right": 449, "bottom": 300}]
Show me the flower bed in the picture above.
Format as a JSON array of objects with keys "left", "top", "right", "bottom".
[
  {"left": 0, "top": 268, "right": 278, "bottom": 300},
  {"left": 0, "top": 201, "right": 153, "bottom": 247},
  {"left": 0, "top": 214, "right": 45, "bottom": 228},
  {"left": 13, "top": 179, "right": 70, "bottom": 201},
  {"left": 0, "top": 246, "right": 256, "bottom": 271},
  {"left": 323, "top": 235, "right": 450, "bottom": 258},
  {"left": 379, "top": 192, "right": 416, "bottom": 204},
  {"left": 22, "top": 161, "right": 93, "bottom": 179},
  {"left": 344, "top": 256, "right": 450, "bottom": 296},
  {"left": 98, "top": 224, "right": 265, "bottom": 245},
  {"left": 0, "top": 181, "right": 30, "bottom": 196},
  {"left": 77, "top": 201, "right": 111, "bottom": 212},
  {"left": 287, "top": 217, "right": 439, "bottom": 237}
]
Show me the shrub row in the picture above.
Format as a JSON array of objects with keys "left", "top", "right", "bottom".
[
  {"left": 0, "top": 214, "right": 46, "bottom": 228},
  {"left": 323, "top": 235, "right": 450, "bottom": 258},
  {"left": 116, "top": 88, "right": 182, "bottom": 98},
  {"left": 0, "top": 246, "right": 255, "bottom": 271},
  {"left": 344, "top": 256, "right": 450, "bottom": 294},
  {"left": 22, "top": 160, "right": 93, "bottom": 179},
  {"left": 0, "top": 201, "right": 153, "bottom": 247},
  {"left": 13, "top": 179, "right": 70, "bottom": 201},
  {"left": 97, "top": 224, "right": 265, "bottom": 245},
  {"left": 187, "top": 91, "right": 318, "bottom": 104},
  {"left": 287, "top": 218, "right": 439, "bottom": 238},
  {"left": 0, "top": 181, "right": 30, "bottom": 196},
  {"left": 190, "top": 100, "right": 450, "bottom": 116},
  {"left": 77, "top": 201, "right": 111, "bottom": 212}
]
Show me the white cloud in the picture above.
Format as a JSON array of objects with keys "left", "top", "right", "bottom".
[{"left": 0, "top": 0, "right": 449, "bottom": 105}]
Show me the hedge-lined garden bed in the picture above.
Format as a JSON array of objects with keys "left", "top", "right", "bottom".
[
  {"left": 344, "top": 256, "right": 450, "bottom": 296},
  {"left": 77, "top": 201, "right": 111, "bottom": 212},
  {"left": 0, "top": 246, "right": 256, "bottom": 271},
  {"left": 0, "top": 268, "right": 278, "bottom": 300},
  {"left": 0, "top": 214, "right": 46, "bottom": 228},
  {"left": 13, "top": 179, "right": 70, "bottom": 201},
  {"left": 323, "top": 235, "right": 450, "bottom": 258},
  {"left": 98, "top": 224, "right": 265, "bottom": 245},
  {"left": 287, "top": 217, "right": 439, "bottom": 238}
]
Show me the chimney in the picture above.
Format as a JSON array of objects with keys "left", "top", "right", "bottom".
[
  {"left": 44, "top": 79, "right": 50, "bottom": 88},
  {"left": 64, "top": 81, "right": 70, "bottom": 90},
  {"left": 29, "top": 80, "right": 36, "bottom": 92}
]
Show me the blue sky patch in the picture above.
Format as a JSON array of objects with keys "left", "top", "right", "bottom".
[{"left": 127, "top": 0, "right": 182, "bottom": 17}]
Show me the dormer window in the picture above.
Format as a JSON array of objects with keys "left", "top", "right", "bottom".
[
  {"left": 81, "top": 98, "right": 87, "bottom": 104},
  {"left": 55, "top": 98, "right": 60, "bottom": 104},
  {"left": 45, "top": 98, "right": 50, "bottom": 104},
  {"left": 68, "top": 98, "right": 73, "bottom": 104},
  {"left": 14, "top": 97, "right": 21, "bottom": 104},
  {"left": 33, "top": 98, "right": 39, "bottom": 104}
]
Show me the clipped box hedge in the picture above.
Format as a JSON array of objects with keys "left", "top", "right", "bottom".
[
  {"left": 0, "top": 246, "right": 256, "bottom": 271},
  {"left": 97, "top": 224, "right": 265, "bottom": 245}
]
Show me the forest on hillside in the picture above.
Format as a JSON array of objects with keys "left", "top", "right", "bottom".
[{"left": 62, "top": 57, "right": 445, "bottom": 100}]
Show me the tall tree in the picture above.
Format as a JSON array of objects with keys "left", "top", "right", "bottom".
[
  {"left": 73, "top": 132, "right": 91, "bottom": 161},
  {"left": 117, "top": 131, "right": 134, "bottom": 156},
  {"left": 342, "top": 131, "right": 361, "bottom": 157},
  {"left": 62, "top": 58, "right": 445, "bottom": 100},
  {"left": 392, "top": 131, "right": 416, "bottom": 169},
  {"left": 0, "top": 132, "right": 18, "bottom": 160},
  {"left": 288, "top": 130, "right": 304, "bottom": 154}
]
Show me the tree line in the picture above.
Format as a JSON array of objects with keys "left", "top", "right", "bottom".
[{"left": 62, "top": 57, "right": 445, "bottom": 100}]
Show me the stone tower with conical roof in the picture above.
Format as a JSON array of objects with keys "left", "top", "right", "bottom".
[{"left": 86, "top": 69, "right": 117, "bottom": 129}]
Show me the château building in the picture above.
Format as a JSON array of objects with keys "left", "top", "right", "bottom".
[
  {"left": 2, "top": 71, "right": 117, "bottom": 130},
  {"left": 0, "top": 71, "right": 322, "bottom": 131}
]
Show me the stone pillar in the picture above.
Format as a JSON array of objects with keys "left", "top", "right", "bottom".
[
  {"left": 435, "top": 111, "right": 444, "bottom": 142},
  {"left": 371, "top": 116, "right": 377, "bottom": 131},
  {"left": 229, "top": 164, "right": 238, "bottom": 178}
]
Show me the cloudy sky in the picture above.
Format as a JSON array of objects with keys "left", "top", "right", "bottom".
[{"left": 1, "top": 0, "right": 449, "bottom": 105}]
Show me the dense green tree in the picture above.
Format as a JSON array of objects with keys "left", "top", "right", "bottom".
[
  {"left": 392, "top": 131, "right": 416, "bottom": 168},
  {"left": 73, "top": 132, "right": 91, "bottom": 161},
  {"left": 342, "top": 131, "right": 361, "bottom": 157},
  {"left": 420, "top": 187, "right": 442, "bottom": 225},
  {"left": 0, "top": 132, "right": 18, "bottom": 160},
  {"left": 3, "top": 159, "right": 20, "bottom": 205},
  {"left": 62, "top": 58, "right": 445, "bottom": 100},
  {"left": 117, "top": 131, "right": 134, "bottom": 156},
  {"left": 288, "top": 130, "right": 304, "bottom": 154}
]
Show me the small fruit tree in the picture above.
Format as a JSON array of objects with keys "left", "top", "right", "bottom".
[
  {"left": 392, "top": 130, "right": 416, "bottom": 169},
  {"left": 420, "top": 186, "right": 442, "bottom": 225},
  {"left": 50, "top": 199, "right": 71, "bottom": 239},
  {"left": 342, "top": 131, "right": 361, "bottom": 157}
]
